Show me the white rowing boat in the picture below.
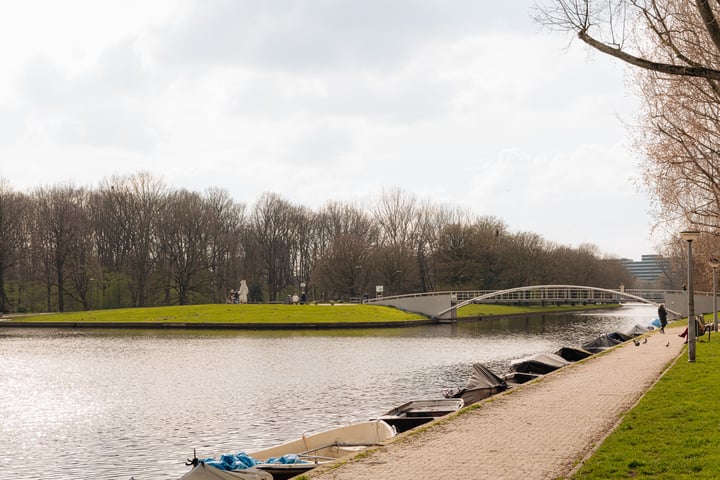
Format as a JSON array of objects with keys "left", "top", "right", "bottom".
[{"left": 182, "top": 420, "right": 395, "bottom": 480}]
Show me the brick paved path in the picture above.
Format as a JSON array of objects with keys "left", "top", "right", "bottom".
[{"left": 307, "top": 326, "right": 685, "bottom": 480}]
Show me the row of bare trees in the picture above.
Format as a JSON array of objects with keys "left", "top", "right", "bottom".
[{"left": 0, "top": 173, "right": 635, "bottom": 313}]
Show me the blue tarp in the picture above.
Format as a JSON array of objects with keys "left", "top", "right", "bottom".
[
  {"left": 265, "top": 454, "right": 305, "bottom": 464},
  {"left": 202, "top": 452, "right": 308, "bottom": 471}
]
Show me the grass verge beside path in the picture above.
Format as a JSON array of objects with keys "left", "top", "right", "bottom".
[{"left": 572, "top": 321, "right": 720, "bottom": 479}]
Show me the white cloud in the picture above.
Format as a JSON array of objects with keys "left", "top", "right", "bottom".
[{"left": 0, "top": 0, "right": 657, "bottom": 261}]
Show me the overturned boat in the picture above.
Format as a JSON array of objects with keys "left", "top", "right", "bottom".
[
  {"left": 377, "top": 398, "right": 464, "bottom": 433},
  {"left": 444, "top": 363, "right": 507, "bottom": 406},
  {"left": 509, "top": 352, "right": 569, "bottom": 375}
]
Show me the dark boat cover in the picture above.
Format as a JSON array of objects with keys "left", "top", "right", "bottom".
[
  {"left": 581, "top": 333, "right": 622, "bottom": 353},
  {"left": 464, "top": 363, "right": 506, "bottom": 390},
  {"left": 625, "top": 324, "right": 650, "bottom": 336},
  {"left": 510, "top": 352, "right": 569, "bottom": 374},
  {"left": 445, "top": 363, "right": 507, "bottom": 406},
  {"left": 607, "top": 331, "right": 633, "bottom": 342},
  {"left": 555, "top": 346, "right": 593, "bottom": 362},
  {"left": 503, "top": 371, "right": 543, "bottom": 387}
]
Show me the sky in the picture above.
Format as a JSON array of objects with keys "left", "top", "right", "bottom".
[{"left": 0, "top": 1, "right": 657, "bottom": 261}]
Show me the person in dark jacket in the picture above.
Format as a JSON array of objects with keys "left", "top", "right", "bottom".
[{"left": 658, "top": 303, "right": 668, "bottom": 333}]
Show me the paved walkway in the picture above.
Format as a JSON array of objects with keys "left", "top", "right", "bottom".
[{"left": 307, "top": 326, "right": 686, "bottom": 480}]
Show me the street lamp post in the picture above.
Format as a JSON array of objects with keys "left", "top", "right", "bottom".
[
  {"left": 681, "top": 230, "right": 701, "bottom": 362},
  {"left": 710, "top": 258, "right": 720, "bottom": 333}
]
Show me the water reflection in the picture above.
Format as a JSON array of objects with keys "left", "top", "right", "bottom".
[{"left": 0, "top": 304, "right": 656, "bottom": 480}]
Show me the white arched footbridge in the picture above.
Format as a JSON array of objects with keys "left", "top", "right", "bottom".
[{"left": 366, "top": 285, "right": 689, "bottom": 321}]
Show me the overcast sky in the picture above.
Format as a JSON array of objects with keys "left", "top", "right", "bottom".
[{"left": 0, "top": 1, "right": 656, "bottom": 261}]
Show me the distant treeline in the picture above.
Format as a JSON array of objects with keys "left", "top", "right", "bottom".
[{"left": 0, "top": 173, "right": 636, "bottom": 313}]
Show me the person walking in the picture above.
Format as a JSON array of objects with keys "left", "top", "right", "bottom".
[{"left": 658, "top": 303, "right": 668, "bottom": 333}]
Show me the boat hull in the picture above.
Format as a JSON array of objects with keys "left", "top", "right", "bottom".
[
  {"left": 249, "top": 420, "right": 395, "bottom": 478},
  {"left": 180, "top": 464, "right": 272, "bottom": 480},
  {"left": 377, "top": 398, "right": 464, "bottom": 433}
]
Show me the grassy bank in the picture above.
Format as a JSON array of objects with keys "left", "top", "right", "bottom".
[
  {"left": 1, "top": 302, "right": 619, "bottom": 325},
  {"left": 2, "top": 303, "right": 428, "bottom": 324},
  {"left": 572, "top": 320, "right": 720, "bottom": 479}
]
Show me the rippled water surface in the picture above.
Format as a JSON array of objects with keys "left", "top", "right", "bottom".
[{"left": 0, "top": 304, "right": 656, "bottom": 479}]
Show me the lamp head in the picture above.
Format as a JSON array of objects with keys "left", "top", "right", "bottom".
[
  {"left": 710, "top": 258, "right": 720, "bottom": 269},
  {"left": 680, "top": 230, "right": 701, "bottom": 242}
]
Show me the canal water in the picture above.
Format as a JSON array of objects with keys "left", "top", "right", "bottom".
[{"left": 0, "top": 304, "right": 657, "bottom": 480}]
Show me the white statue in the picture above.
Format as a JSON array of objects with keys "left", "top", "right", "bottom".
[{"left": 238, "top": 280, "right": 249, "bottom": 304}]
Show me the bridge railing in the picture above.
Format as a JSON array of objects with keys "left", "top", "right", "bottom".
[
  {"left": 458, "top": 287, "right": 622, "bottom": 303},
  {"left": 367, "top": 288, "right": 674, "bottom": 304},
  {"left": 366, "top": 286, "right": 694, "bottom": 320}
]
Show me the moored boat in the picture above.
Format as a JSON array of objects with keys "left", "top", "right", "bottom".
[
  {"left": 554, "top": 346, "right": 593, "bottom": 362},
  {"left": 444, "top": 363, "right": 507, "bottom": 406},
  {"left": 509, "top": 352, "right": 569, "bottom": 375},
  {"left": 249, "top": 420, "right": 395, "bottom": 479},
  {"left": 186, "top": 420, "right": 395, "bottom": 480},
  {"left": 581, "top": 333, "right": 623, "bottom": 353},
  {"left": 502, "top": 371, "right": 543, "bottom": 387},
  {"left": 179, "top": 463, "right": 272, "bottom": 480},
  {"left": 377, "top": 398, "right": 464, "bottom": 433}
]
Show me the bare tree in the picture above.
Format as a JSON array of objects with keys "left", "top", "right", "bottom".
[
  {"left": 635, "top": 57, "right": 720, "bottom": 234},
  {"left": 537, "top": 0, "right": 720, "bottom": 258},
  {"left": 204, "top": 188, "right": 246, "bottom": 303},
  {"left": 371, "top": 189, "right": 422, "bottom": 294},
  {"left": 313, "top": 234, "right": 372, "bottom": 300},
  {"left": 434, "top": 223, "right": 487, "bottom": 289},
  {"left": 312, "top": 201, "right": 378, "bottom": 299},
  {"left": 92, "top": 172, "right": 166, "bottom": 307},
  {"left": 536, "top": 0, "right": 720, "bottom": 80},
  {"left": 31, "top": 185, "right": 89, "bottom": 312},
  {"left": 155, "top": 190, "right": 218, "bottom": 305},
  {"left": 0, "top": 181, "right": 29, "bottom": 312},
  {"left": 434, "top": 217, "right": 507, "bottom": 290},
  {"left": 499, "top": 231, "right": 553, "bottom": 286},
  {"left": 248, "top": 193, "right": 302, "bottom": 301}
]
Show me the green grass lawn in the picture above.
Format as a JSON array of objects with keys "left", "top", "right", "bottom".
[
  {"left": 5, "top": 303, "right": 429, "bottom": 324},
  {"left": 572, "top": 326, "right": 720, "bottom": 479},
  {"left": 4, "top": 302, "right": 618, "bottom": 325}
]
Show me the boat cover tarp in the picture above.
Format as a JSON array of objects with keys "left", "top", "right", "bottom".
[
  {"left": 581, "top": 333, "right": 622, "bottom": 353},
  {"left": 503, "top": 371, "right": 543, "bottom": 386},
  {"left": 625, "top": 324, "right": 650, "bottom": 336},
  {"left": 464, "top": 363, "right": 506, "bottom": 390},
  {"left": 510, "top": 352, "right": 569, "bottom": 374},
  {"left": 555, "top": 346, "right": 593, "bottom": 362},
  {"left": 444, "top": 363, "right": 507, "bottom": 405},
  {"left": 607, "top": 331, "right": 633, "bottom": 342},
  {"left": 200, "top": 452, "right": 308, "bottom": 472},
  {"left": 180, "top": 464, "right": 272, "bottom": 480}
]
